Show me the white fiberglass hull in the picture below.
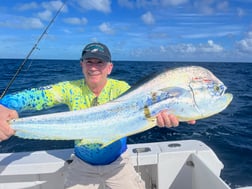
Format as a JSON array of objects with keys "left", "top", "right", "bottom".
[{"left": 0, "top": 140, "right": 250, "bottom": 189}]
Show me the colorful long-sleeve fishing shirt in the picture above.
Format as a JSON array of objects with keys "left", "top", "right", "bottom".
[{"left": 0, "top": 78, "right": 130, "bottom": 165}]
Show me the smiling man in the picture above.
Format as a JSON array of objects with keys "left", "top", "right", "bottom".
[{"left": 0, "top": 42, "right": 190, "bottom": 189}]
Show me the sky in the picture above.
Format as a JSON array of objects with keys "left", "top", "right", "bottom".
[{"left": 0, "top": 0, "right": 252, "bottom": 62}]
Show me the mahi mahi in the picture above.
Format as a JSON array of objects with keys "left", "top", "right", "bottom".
[{"left": 10, "top": 66, "right": 233, "bottom": 147}]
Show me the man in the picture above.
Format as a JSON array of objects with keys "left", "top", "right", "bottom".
[{"left": 0, "top": 42, "right": 195, "bottom": 188}]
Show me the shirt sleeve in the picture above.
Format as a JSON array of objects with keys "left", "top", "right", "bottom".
[{"left": 0, "top": 82, "right": 68, "bottom": 112}]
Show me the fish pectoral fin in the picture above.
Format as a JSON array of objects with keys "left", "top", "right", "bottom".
[{"left": 159, "top": 87, "right": 187, "bottom": 98}]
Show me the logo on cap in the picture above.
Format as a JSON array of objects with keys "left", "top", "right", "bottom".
[{"left": 86, "top": 44, "right": 105, "bottom": 53}]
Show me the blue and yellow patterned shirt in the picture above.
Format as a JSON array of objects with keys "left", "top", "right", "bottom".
[{"left": 0, "top": 78, "right": 130, "bottom": 165}]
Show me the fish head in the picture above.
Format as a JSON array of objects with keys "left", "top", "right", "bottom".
[
  {"left": 188, "top": 67, "right": 233, "bottom": 119},
  {"left": 145, "top": 66, "right": 233, "bottom": 121}
]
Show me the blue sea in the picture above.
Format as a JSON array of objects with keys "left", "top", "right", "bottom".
[{"left": 0, "top": 59, "right": 251, "bottom": 188}]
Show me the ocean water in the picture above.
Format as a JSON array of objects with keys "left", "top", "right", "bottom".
[{"left": 0, "top": 59, "right": 251, "bottom": 188}]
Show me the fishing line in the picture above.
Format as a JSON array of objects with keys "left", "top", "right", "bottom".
[
  {"left": 0, "top": 0, "right": 67, "bottom": 99},
  {"left": 24, "top": 47, "right": 40, "bottom": 71},
  {"left": 24, "top": 59, "right": 34, "bottom": 71}
]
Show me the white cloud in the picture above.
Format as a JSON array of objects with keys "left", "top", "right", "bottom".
[
  {"left": 199, "top": 40, "right": 224, "bottom": 53},
  {"left": 99, "top": 22, "right": 114, "bottom": 34},
  {"left": 141, "top": 12, "right": 155, "bottom": 25},
  {"left": 159, "top": 40, "right": 223, "bottom": 55},
  {"left": 36, "top": 1, "right": 68, "bottom": 22},
  {"left": 160, "top": 43, "right": 197, "bottom": 54},
  {"left": 236, "top": 32, "right": 252, "bottom": 53},
  {"left": 24, "top": 18, "right": 44, "bottom": 29},
  {"left": 15, "top": 2, "right": 39, "bottom": 11},
  {"left": 13, "top": 1, "right": 68, "bottom": 28},
  {"left": 62, "top": 29, "right": 72, "bottom": 34},
  {"left": 179, "top": 44, "right": 197, "bottom": 53},
  {"left": 15, "top": 1, "right": 68, "bottom": 13},
  {"left": 193, "top": 1, "right": 214, "bottom": 15},
  {"left": 160, "top": 0, "right": 188, "bottom": 6},
  {"left": 193, "top": 0, "right": 229, "bottom": 15},
  {"left": 127, "top": 40, "right": 225, "bottom": 61},
  {"left": 118, "top": 0, "right": 134, "bottom": 8},
  {"left": 183, "top": 30, "right": 239, "bottom": 39},
  {"left": 119, "top": 0, "right": 188, "bottom": 8},
  {"left": 160, "top": 45, "right": 166, "bottom": 52},
  {"left": 216, "top": 1, "right": 229, "bottom": 11},
  {"left": 41, "top": 1, "right": 68, "bottom": 12},
  {"left": 237, "top": 8, "right": 245, "bottom": 17},
  {"left": 63, "top": 17, "right": 88, "bottom": 25},
  {"left": 77, "top": 0, "right": 111, "bottom": 13},
  {"left": 38, "top": 10, "right": 52, "bottom": 21},
  {"left": 0, "top": 16, "right": 44, "bottom": 29}
]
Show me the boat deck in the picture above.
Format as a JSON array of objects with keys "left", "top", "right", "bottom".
[{"left": 0, "top": 140, "right": 235, "bottom": 189}]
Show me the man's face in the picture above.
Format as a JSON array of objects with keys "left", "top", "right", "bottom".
[{"left": 81, "top": 58, "right": 113, "bottom": 86}]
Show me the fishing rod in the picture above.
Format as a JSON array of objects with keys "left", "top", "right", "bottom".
[{"left": 0, "top": 0, "right": 67, "bottom": 99}]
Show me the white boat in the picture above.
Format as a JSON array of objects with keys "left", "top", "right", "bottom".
[{"left": 0, "top": 140, "right": 251, "bottom": 189}]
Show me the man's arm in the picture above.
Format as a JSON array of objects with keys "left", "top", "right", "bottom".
[{"left": 0, "top": 82, "right": 69, "bottom": 141}]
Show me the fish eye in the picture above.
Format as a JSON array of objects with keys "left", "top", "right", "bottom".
[{"left": 214, "top": 85, "right": 220, "bottom": 91}]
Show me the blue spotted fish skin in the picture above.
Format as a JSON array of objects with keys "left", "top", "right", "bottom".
[{"left": 10, "top": 66, "right": 233, "bottom": 147}]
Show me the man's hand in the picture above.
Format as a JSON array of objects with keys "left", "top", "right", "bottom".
[
  {"left": 0, "top": 105, "right": 18, "bottom": 141},
  {"left": 156, "top": 110, "right": 196, "bottom": 128}
]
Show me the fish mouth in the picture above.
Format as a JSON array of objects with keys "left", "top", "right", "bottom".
[
  {"left": 219, "top": 85, "right": 227, "bottom": 96},
  {"left": 222, "top": 93, "right": 233, "bottom": 106}
]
